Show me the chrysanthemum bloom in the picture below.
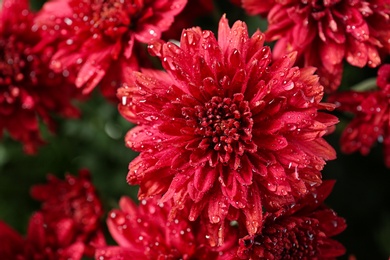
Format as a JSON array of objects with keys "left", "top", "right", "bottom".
[
  {"left": 34, "top": 0, "right": 187, "bottom": 101},
  {"left": 118, "top": 15, "right": 338, "bottom": 242},
  {"left": 328, "top": 64, "right": 390, "bottom": 167},
  {"left": 236, "top": 181, "right": 346, "bottom": 259},
  {"left": 30, "top": 169, "right": 105, "bottom": 257},
  {"left": 0, "top": 213, "right": 85, "bottom": 259},
  {"left": 95, "top": 196, "right": 238, "bottom": 259},
  {"left": 0, "top": 0, "right": 79, "bottom": 153},
  {"left": 242, "top": 0, "right": 390, "bottom": 92}
]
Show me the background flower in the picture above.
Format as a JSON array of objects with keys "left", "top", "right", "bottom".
[
  {"left": 241, "top": 0, "right": 390, "bottom": 92},
  {"left": 96, "top": 196, "right": 238, "bottom": 259},
  {"left": 236, "top": 181, "right": 346, "bottom": 259},
  {"left": 34, "top": 0, "right": 187, "bottom": 101},
  {"left": 328, "top": 64, "right": 390, "bottom": 167},
  {"left": 0, "top": 0, "right": 80, "bottom": 154},
  {"left": 0, "top": 169, "right": 104, "bottom": 259}
]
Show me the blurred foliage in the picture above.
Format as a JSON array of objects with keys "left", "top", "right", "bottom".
[
  {"left": 0, "top": 0, "right": 389, "bottom": 259},
  {"left": 0, "top": 92, "right": 138, "bottom": 234}
]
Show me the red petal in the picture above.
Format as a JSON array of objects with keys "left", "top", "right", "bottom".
[
  {"left": 242, "top": 187, "right": 262, "bottom": 236},
  {"left": 345, "top": 39, "right": 368, "bottom": 67}
]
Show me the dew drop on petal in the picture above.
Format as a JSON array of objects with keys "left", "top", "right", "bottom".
[
  {"left": 211, "top": 215, "right": 221, "bottom": 223},
  {"left": 149, "top": 29, "right": 157, "bottom": 37},
  {"left": 267, "top": 183, "right": 277, "bottom": 192}
]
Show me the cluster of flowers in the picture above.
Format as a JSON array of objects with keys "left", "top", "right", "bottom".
[{"left": 0, "top": 0, "right": 389, "bottom": 258}]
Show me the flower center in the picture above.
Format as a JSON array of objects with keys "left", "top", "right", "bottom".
[
  {"left": 91, "top": 0, "right": 134, "bottom": 38},
  {"left": 70, "top": 0, "right": 141, "bottom": 40},
  {"left": 192, "top": 93, "right": 255, "bottom": 163}
]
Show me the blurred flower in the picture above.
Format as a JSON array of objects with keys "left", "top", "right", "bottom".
[
  {"left": 0, "top": 213, "right": 85, "bottom": 259},
  {"left": 0, "top": 0, "right": 80, "bottom": 153},
  {"left": 242, "top": 0, "right": 390, "bottom": 92},
  {"left": 95, "top": 196, "right": 238, "bottom": 259},
  {"left": 30, "top": 169, "right": 105, "bottom": 257},
  {"left": 118, "top": 15, "right": 338, "bottom": 243},
  {"left": 0, "top": 170, "right": 104, "bottom": 259},
  {"left": 34, "top": 0, "right": 187, "bottom": 101},
  {"left": 236, "top": 181, "right": 346, "bottom": 259},
  {"left": 328, "top": 64, "right": 390, "bottom": 167}
]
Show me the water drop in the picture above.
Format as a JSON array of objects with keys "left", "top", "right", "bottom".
[
  {"left": 149, "top": 29, "right": 157, "bottom": 37},
  {"left": 163, "top": 57, "right": 176, "bottom": 71},
  {"left": 211, "top": 215, "right": 221, "bottom": 223},
  {"left": 307, "top": 230, "right": 314, "bottom": 240},
  {"left": 64, "top": 17, "right": 73, "bottom": 25}
]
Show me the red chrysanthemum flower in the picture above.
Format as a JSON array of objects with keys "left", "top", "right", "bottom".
[
  {"left": 0, "top": 170, "right": 104, "bottom": 259},
  {"left": 118, "top": 15, "right": 338, "bottom": 242},
  {"left": 27, "top": 212, "right": 87, "bottom": 259},
  {"left": 30, "top": 169, "right": 105, "bottom": 257},
  {"left": 0, "top": 0, "right": 80, "bottom": 153},
  {"left": 242, "top": 0, "right": 390, "bottom": 92},
  {"left": 0, "top": 212, "right": 85, "bottom": 260},
  {"left": 236, "top": 180, "right": 346, "bottom": 259},
  {"left": 34, "top": 0, "right": 187, "bottom": 101},
  {"left": 95, "top": 196, "right": 238, "bottom": 259},
  {"left": 328, "top": 64, "right": 390, "bottom": 167}
]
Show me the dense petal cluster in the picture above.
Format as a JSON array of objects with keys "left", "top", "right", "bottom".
[
  {"left": 96, "top": 196, "right": 238, "bottom": 259},
  {"left": 118, "top": 15, "right": 338, "bottom": 242},
  {"left": 236, "top": 181, "right": 346, "bottom": 259},
  {"left": 30, "top": 169, "right": 105, "bottom": 257},
  {"left": 0, "top": 0, "right": 79, "bottom": 153},
  {"left": 242, "top": 0, "right": 390, "bottom": 92},
  {"left": 0, "top": 212, "right": 86, "bottom": 259},
  {"left": 328, "top": 64, "right": 390, "bottom": 167},
  {"left": 0, "top": 170, "right": 104, "bottom": 259},
  {"left": 34, "top": 0, "right": 187, "bottom": 100}
]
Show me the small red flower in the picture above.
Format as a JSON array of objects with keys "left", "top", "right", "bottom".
[
  {"left": 118, "top": 15, "right": 338, "bottom": 243},
  {"left": 30, "top": 169, "right": 105, "bottom": 257},
  {"left": 328, "top": 64, "right": 390, "bottom": 167},
  {"left": 96, "top": 196, "right": 238, "bottom": 259},
  {"left": 236, "top": 181, "right": 346, "bottom": 259},
  {"left": 34, "top": 0, "right": 187, "bottom": 101},
  {"left": 0, "top": 0, "right": 79, "bottom": 153},
  {"left": 242, "top": 0, "right": 390, "bottom": 92},
  {"left": 0, "top": 212, "right": 86, "bottom": 260},
  {"left": 0, "top": 170, "right": 104, "bottom": 259}
]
